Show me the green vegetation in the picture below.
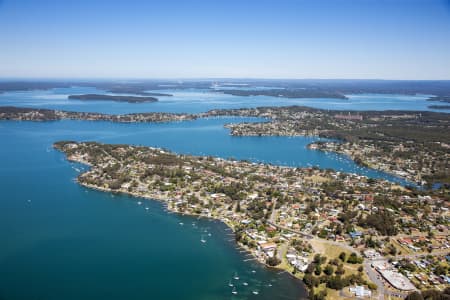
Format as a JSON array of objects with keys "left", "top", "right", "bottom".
[{"left": 68, "top": 94, "right": 158, "bottom": 103}]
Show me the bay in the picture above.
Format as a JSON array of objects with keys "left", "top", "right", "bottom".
[{"left": 0, "top": 86, "right": 438, "bottom": 300}]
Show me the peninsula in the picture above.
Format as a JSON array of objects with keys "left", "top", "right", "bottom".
[
  {"left": 54, "top": 141, "right": 450, "bottom": 300},
  {"left": 0, "top": 106, "right": 195, "bottom": 122},
  {"left": 2, "top": 105, "right": 449, "bottom": 185},
  {"left": 68, "top": 94, "right": 158, "bottom": 103},
  {"left": 207, "top": 106, "right": 450, "bottom": 186}
]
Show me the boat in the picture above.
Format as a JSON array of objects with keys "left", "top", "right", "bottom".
[
  {"left": 137, "top": 201, "right": 142, "bottom": 205},
  {"left": 179, "top": 222, "right": 184, "bottom": 226},
  {"left": 228, "top": 280, "right": 233, "bottom": 287},
  {"left": 231, "top": 287, "right": 237, "bottom": 295},
  {"left": 252, "top": 291, "right": 259, "bottom": 295},
  {"left": 145, "top": 207, "right": 149, "bottom": 210},
  {"left": 251, "top": 270, "right": 256, "bottom": 274},
  {"left": 200, "top": 235, "right": 206, "bottom": 243},
  {"left": 243, "top": 282, "right": 248, "bottom": 286},
  {"left": 233, "top": 272, "right": 239, "bottom": 280}
]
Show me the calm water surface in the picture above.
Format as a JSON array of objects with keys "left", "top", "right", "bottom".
[{"left": 0, "top": 87, "right": 448, "bottom": 114}]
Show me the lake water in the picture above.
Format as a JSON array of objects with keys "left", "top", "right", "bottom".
[
  {"left": 0, "top": 86, "right": 448, "bottom": 114},
  {"left": 1, "top": 87, "right": 445, "bottom": 300}
]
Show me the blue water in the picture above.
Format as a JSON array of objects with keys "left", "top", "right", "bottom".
[
  {"left": 0, "top": 87, "right": 437, "bottom": 300},
  {"left": 0, "top": 118, "right": 307, "bottom": 300},
  {"left": 0, "top": 87, "right": 448, "bottom": 114}
]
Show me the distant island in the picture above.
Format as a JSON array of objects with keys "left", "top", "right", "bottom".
[
  {"left": 68, "top": 94, "right": 158, "bottom": 103},
  {"left": 2, "top": 80, "right": 450, "bottom": 101},
  {"left": 216, "top": 89, "right": 348, "bottom": 99},
  {"left": 427, "top": 95, "right": 450, "bottom": 103},
  {"left": 428, "top": 105, "right": 450, "bottom": 110}
]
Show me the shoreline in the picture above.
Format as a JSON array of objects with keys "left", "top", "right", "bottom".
[
  {"left": 306, "top": 143, "right": 417, "bottom": 186},
  {"left": 71, "top": 162, "right": 309, "bottom": 296}
]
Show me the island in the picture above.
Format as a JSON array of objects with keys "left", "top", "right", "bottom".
[
  {"left": 215, "top": 89, "right": 348, "bottom": 99},
  {"left": 68, "top": 94, "right": 158, "bottom": 103},
  {"left": 429, "top": 105, "right": 450, "bottom": 110},
  {"left": 54, "top": 141, "right": 450, "bottom": 300},
  {"left": 427, "top": 95, "right": 450, "bottom": 104}
]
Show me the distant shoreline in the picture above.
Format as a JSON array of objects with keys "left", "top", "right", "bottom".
[
  {"left": 68, "top": 94, "right": 158, "bottom": 103},
  {"left": 428, "top": 105, "right": 450, "bottom": 110}
]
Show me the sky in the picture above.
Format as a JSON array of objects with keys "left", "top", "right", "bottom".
[{"left": 0, "top": 0, "right": 450, "bottom": 80}]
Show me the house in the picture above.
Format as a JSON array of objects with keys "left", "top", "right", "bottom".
[
  {"left": 259, "top": 242, "right": 277, "bottom": 252},
  {"left": 349, "top": 286, "right": 372, "bottom": 298}
]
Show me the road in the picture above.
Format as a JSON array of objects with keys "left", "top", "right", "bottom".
[{"left": 269, "top": 218, "right": 448, "bottom": 299}]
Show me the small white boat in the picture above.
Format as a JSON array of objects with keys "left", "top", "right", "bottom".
[
  {"left": 243, "top": 282, "right": 248, "bottom": 286},
  {"left": 231, "top": 287, "right": 237, "bottom": 295},
  {"left": 137, "top": 201, "right": 142, "bottom": 205},
  {"left": 251, "top": 270, "right": 256, "bottom": 274},
  {"left": 233, "top": 272, "right": 239, "bottom": 280},
  {"left": 228, "top": 280, "right": 233, "bottom": 287},
  {"left": 179, "top": 222, "right": 184, "bottom": 226},
  {"left": 145, "top": 207, "right": 149, "bottom": 210},
  {"left": 252, "top": 291, "right": 259, "bottom": 295}
]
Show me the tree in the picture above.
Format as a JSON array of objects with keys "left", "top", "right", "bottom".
[
  {"left": 433, "top": 265, "right": 447, "bottom": 276},
  {"left": 347, "top": 252, "right": 362, "bottom": 264},
  {"left": 357, "top": 265, "right": 364, "bottom": 273},
  {"left": 266, "top": 249, "right": 281, "bottom": 266},
  {"left": 313, "top": 254, "right": 322, "bottom": 264},
  {"left": 405, "top": 291, "right": 424, "bottom": 300},
  {"left": 314, "top": 264, "right": 322, "bottom": 276},
  {"left": 422, "top": 289, "right": 444, "bottom": 300},
  {"left": 388, "top": 244, "right": 397, "bottom": 256},
  {"left": 324, "top": 265, "right": 334, "bottom": 276},
  {"left": 303, "top": 273, "right": 319, "bottom": 288},
  {"left": 339, "top": 252, "right": 346, "bottom": 262},
  {"left": 236, "top": 201, "right": 241, "bottom": 212},
  {"left": 326, "top": 275, "right": 347, "bottom": 290},
  {"left": 305, "top": 263, "right": 315, "bottom": 274},
  {"left": 335, "top": 264, "right": 345, "bottom": 275},
  {"left": 330, "top": 258, "right": 340, "bottom": 266}
]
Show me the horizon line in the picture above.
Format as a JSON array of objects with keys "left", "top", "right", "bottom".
[{"left": 1, "top": 77, "right": 450, "bottom": 82}]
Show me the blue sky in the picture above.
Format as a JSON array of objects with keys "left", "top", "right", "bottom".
[{"left": 0, "top": 0, "right": 450, "bottom": 79}]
